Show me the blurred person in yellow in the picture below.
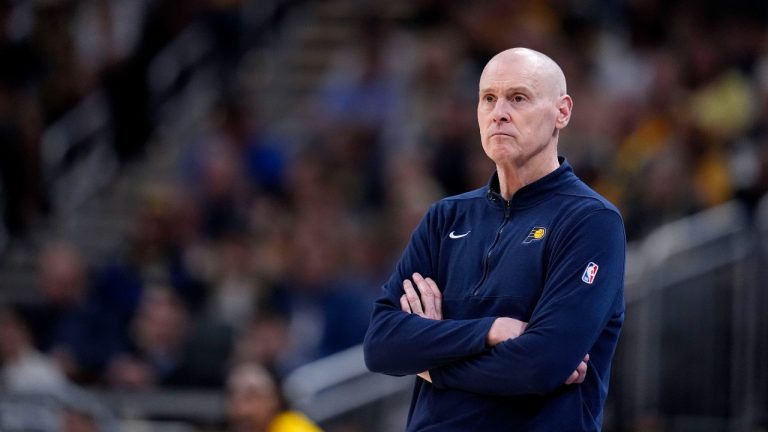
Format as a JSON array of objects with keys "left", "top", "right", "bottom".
[{"left": 227, "top": 362, "right": 322, "bottom": 432}]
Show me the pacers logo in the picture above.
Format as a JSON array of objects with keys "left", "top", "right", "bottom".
[{"left": 522, "top": 226, "right": 547, "bottom": 244}]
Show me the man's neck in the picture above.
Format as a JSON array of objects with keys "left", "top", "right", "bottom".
[{"left": 496, "top": 154, "right": 560, "bottom": 200}]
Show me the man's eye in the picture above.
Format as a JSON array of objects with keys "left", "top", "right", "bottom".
[
  {"left": 484, "top": 95, "right": 495, "bottom": 103},
  {"left": 512, "top": 95, "right": 526, "bottom": 103}
]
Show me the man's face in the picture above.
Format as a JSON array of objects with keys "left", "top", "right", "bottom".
[{"left": 477, "top": 54, "right": 563, "bottom": 168}]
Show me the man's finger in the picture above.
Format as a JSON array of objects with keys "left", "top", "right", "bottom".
[
  {"left": 403, "top": 280, "right": 425, "bottom": 317},
  {"left": 417, "top": 371, "right": 432, "bottom": 383},
  {"left": 575, "top": 360, "right": 588, "bottom": 384},
  {"left": 565, "top": 370, "right": 578, "bottom": 385},
  {"left": 412, "top": 273, "right": 437, "bottom": 319},
  {"left": 400, "top": 294, "right": 412, "bottom": 313},
  {"left": 424, "top": 277, "right": 442, "bottom": 320},
  {"left": 565, "top": 357, "right": 589, "bottom": 385}
]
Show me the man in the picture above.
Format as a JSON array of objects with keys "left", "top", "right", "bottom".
[{"left": 363, "top": 48, "right": 626, "bottom": 431}]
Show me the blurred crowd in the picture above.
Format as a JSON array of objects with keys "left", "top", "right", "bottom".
[
  {"left": 2, "top": 0, "right": 768, "bottom": 429},
  {"left": 0, "top": 0, "right": 250, "bottom": 246}
]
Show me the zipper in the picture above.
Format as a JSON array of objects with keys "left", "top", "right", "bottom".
[{"left": 472, "top": 199, "right": 512, "bottom": 295}]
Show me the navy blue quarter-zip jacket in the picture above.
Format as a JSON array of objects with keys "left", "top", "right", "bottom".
[{"left": 364, "top": 158, "right": 625, "bottom": 431}]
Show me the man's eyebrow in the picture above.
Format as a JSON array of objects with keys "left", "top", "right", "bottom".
[{"left": 479, "top": 85, "right": 535, "bottom": 95}]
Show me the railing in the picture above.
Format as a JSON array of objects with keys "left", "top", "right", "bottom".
[
  {"left": 39, "top": 91, "right": 117, "bottom": 220},
  {"left": 0, "top": 386, "right": 119, "bottom": 432},
  {"left": 610, "top": 199, "right": 763, "bottom": 431},
  {"left": 283, "top": 345, "right": 412, "bottom": 426}
]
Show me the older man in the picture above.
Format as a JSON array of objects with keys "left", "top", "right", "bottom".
[{"left": 364, "top": 48, "right": 626, "bottom": 431}]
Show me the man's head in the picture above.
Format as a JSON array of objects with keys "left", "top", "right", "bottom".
[{"left": 477, "top": 48, "right": 572, "bottom": 171}]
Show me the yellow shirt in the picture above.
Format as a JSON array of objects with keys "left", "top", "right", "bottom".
[{"left": 267, "top": 411, "right": 323, "bottom": 432}]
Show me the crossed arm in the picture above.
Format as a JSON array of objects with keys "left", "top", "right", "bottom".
[
  {"left": 400, "top": 272, "right": 589, "bottom": 386},
  {"left": 364, "top": 208, "right": 623, "bottom": 396}
]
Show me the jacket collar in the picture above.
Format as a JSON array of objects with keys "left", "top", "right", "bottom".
[{"left": 486, "top": 157, "right": 575, "bottom": 208}]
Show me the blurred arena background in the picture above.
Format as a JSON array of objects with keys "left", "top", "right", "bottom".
[{"left": 1, "top": 0, "right": 767, "bottom": 431}]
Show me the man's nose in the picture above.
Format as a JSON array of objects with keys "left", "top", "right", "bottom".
[{"left": 491, "top": 100, "right": 510, "bottom": 123}]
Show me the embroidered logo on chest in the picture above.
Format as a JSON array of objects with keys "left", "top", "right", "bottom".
[
  {"left": 449, "top": 230, "right": 470, "bottom": 239},
  {"left": 522, "top": 226, "right": 547, "bottom": 244}
]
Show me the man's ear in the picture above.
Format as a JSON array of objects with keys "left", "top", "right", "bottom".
[{"left": 555, "top": 95, "right": 573, "bottom": 129}]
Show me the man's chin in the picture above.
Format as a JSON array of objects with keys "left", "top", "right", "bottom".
[{"left": 485, "top": 149, "right": 522, "bottom": 167}]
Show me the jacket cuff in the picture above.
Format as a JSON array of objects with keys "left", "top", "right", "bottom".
[
  {"left": 475, "top": 315, "right": 497, "bottom": 350},
  {"left": 430, "top": 367, "right": 445, "bottom": 389}
]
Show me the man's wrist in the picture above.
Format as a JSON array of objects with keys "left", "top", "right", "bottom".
[
  {"left": 486, "top": 317, "right": 501, "bottom": 347},
  {"left": 485, "top": 317, "right": 526, "bottom": 347}
]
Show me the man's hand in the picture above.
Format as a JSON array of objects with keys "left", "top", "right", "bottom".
[
  {"left": 565, "top": 354, "right": 589, "bottom": 385},
  {"left": 486, "top": 317, "right": 527, "bottom": 346},
  {"left": 417, "top": 371, "right": 432, "bottom": 383},
  {"left": 400, "top": 272, "right": 442, "bottom": 320},
  {"left": 400, "top": 273, "right": 442, "bottom": 382}
]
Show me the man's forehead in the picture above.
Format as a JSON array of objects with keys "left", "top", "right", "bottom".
[
  {"left": 479, "top": 48, "right": 565, "bottom": 96},
  {"left": 478, "top": 80, "right": 536, "bottom": 94},
  {"left": 479, "top": 62, "right": 542, "bottom": 93}
]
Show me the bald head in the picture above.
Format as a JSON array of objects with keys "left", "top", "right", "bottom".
[
  {"left": 476, "top": 47, "right": 573, "bottom": 192},
  {"left": 481, "top": 48, "right": 567, "bottom": 101}
]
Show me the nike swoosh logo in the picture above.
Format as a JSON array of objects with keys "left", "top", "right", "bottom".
[{"left": 449, "top": 230, "right": 470, "bottom": 239}]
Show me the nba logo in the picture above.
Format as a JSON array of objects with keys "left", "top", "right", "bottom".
[{"left": 581, "top": 262, "right": 599, "bottom": 284}]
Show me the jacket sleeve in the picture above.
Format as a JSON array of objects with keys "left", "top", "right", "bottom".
[
  {"left": 429, "top": 209, "right": 626, "bottom": 395},
  {"left": 363, "top": 204, "right": 496, "bottom": 376}
]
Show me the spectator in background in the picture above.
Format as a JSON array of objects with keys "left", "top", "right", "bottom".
[
  {"left": 0, "top": 304, "right": 68, "bottom": 395},
  {"left": 106, "top": 286, "right": 187, "bottom": 389},
  {"left": 1, "top": 305, "right": 114, "bottom": 432},
  {"left": 106, "top": 285, "right": 231, "bottom": 389},
  {"left": 315, "top": 14, "right": 400, "bottom": 136},
  {"left": 205, "top": 231, "right": 261, "bottom": 332},
  {"left": 269, "top": 214, "right": 372, "bottom": 373},
  {"left": 34, "top": 1, "right": 93, "bottom": 124},
  {"left": 191, "top": 137, "right": 250, "bottom": 240},
  {"left": 232, "top": 313, "right": 292, "bottom": 378},
  {"left": 94, "top": 182, "right": 207, "bottom": 320},
  {"left": 217, "top": 98, "right": 289, "bottom": 197},
  {"left": 103, "top": 0, "right": 204, "bottom": 162},
  {"left": 0, "top": 2, "right": 45, "bottom": 247},
  {"left": 24, "top": 241, "right": 124, "bottom": 383},
  {"left": 383, "top": 148, "right": 443, "bottom": 251},
  {"left": 227, "top": 362, "right": 321, "bottom": 432}
]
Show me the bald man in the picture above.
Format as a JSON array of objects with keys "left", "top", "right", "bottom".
[{"left": 364, "top": 48, "right": 626, "bottom": 431}]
